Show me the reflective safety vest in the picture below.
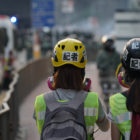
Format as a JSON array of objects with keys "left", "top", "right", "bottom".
[
  {"left": 109, "top": 93, "right": 131, "bottom": 140},
  {"left": 35, "top": 91, "right": 99, "bottom": 140}
]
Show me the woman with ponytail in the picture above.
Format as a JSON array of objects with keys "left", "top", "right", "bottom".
[{"left": 109, "top": 38, "right": 140, "bottom": 140}]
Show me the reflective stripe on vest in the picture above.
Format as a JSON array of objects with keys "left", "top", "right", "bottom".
[
  {"left": 84, "top": 92, "right": 99, "bottom": 137},
  {"left": 84, "top": 108, "right": 97, "bottom": 117},
  {"left": 35, "top": 92, "right": 99, "bottom": 139},
  {"left": 35, "top": 94, "right": 46, "bottom": 134},
  {"left": 37, "top": 111, "right": 45, "bottom": 120},
  {"left": 124, "top": 131, "right": 131, "bottom": 140},
  {"left": 114, "top": 112, "right": 131, "bottom": 124},
  {"left": 109, "top": 93, "right": 131, "bottom": 140}
]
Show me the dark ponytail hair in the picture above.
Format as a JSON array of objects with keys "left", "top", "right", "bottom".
[{"left": 126, "top": 76, "right": 140, "bottom": 113}]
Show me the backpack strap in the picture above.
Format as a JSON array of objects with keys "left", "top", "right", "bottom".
[{"left": 44, "top": 90, "right": 88, "bottom": 111}]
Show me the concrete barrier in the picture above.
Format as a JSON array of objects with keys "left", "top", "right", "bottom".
[{"left": 0, "top": 57, "right": 53, "bottom": 140}]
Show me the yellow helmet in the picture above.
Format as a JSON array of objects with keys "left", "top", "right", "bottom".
[{"left": 51, "top": 38, "right": 87, "bottom": 68}]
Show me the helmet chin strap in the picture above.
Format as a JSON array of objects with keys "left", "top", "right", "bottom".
[{"left": 115, "top": 63, "right": 122, "bottom": 78}]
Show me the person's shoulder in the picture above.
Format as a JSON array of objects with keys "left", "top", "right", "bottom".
[
  {"left": 113, "top": 50, "right": 120, "bottom": 56},
  {"left": 88, "top": 91, "right": 99, "bottom": 96},
  {"left": 84, "top": 92, "right": 99, "bottom": 107},
  {"left": 36, "top": 93, "right": 45, "bottom": 99},
  {"left": 87, "top": 92, "right": 99, "bottom": 100},
  {"left": 35, "top": 92, "right": 50, "bottom": 104},
  {"left": 36, "top": 91, "right": 53, "bottom": 97},
  {"left": 98, "top": 49, "right": 105, "bottom": 54},
  {"left": 35, "top": 92, "right": 51, "bottom": 108},
  {"left": 110, "top": 92, "right": 125, "bottom": 99},
  {"left": 97, "top": 48, "right": 102, "bottom": 54},
  {"left": 109, "top": 92, "right": 127, "bottom": 104}
]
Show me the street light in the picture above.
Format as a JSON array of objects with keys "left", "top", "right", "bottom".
[{"left": 10, "top": 16, "right": 17, "bottom": 24}]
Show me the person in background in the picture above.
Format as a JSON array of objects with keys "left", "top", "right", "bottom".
[
  {"left": 34, "top": 38, "right": 109, "bottom": 140},
  {"left": 97, "top": 35, "right": 120, "bottom": 75},
  {"left": 96, "top": 35, "right": 120, "bottom": 111},
  {"left": 109, "top": 38, "right": 140, "bottom": 140},
  {"left": 2, "top": 50, "right": 15, "bottom": 90}
]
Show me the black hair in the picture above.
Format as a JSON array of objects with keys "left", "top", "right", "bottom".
[{"left": 126, "top": 72, "right": 140, "bottom": 113}]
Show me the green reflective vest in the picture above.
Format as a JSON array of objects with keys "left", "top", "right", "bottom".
[
  {"left": 109, "top": 93, "right": 131, "bottom": 140},
  {"left": 35, "top": 91, "right": 99, "bottom": 140}
]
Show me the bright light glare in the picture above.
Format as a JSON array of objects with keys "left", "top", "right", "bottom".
[
  {"left": 43, "top": 27, "right": 50, "bottom": 32},
  {"left": 10, "top": 16, "right": 17, "bottom": 23}
]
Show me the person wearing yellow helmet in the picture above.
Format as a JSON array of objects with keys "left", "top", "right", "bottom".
[
  {"left": 52, "top": 38, "right": 87, "bottom": 68},
  {"left": 34, "top": 38, "right": 109, "bottom": 140}
]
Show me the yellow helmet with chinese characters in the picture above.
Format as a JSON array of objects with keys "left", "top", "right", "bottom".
[{"left": 51, "top": 38, "right": 87, "bottom": 68}]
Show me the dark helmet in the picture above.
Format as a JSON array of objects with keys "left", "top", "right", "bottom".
[
  {"left": 121, "top": 38, "right": 140, "bottom": 73},
  {"left": 101, "top": 35, "right": 115, "bottom": 51}
]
